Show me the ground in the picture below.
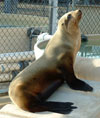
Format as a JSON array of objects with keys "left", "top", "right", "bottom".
[
  {"left": 0, "top": 83, "right": 11, "bottom": 109},
  {"left": 0, "top": 95, "right": 11, "bottom": 109}
]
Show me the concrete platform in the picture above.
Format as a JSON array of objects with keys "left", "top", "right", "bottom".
[{"left": 0, "top": 80, "right": 100, "bottom": 118}]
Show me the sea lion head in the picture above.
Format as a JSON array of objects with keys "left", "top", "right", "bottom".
[{"left": 58, "top": 9, "right": 82, "bottom": 34}]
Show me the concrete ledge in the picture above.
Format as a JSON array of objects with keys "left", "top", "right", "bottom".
[{"left": 86, "top": 34, "right": 100, "bottom": 40}]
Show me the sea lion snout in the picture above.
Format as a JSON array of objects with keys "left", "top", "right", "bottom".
[
  {"left": 75, "top": 9, "right": 82, "bottom": 19},
  {"left": 77, "top": 9, "right": 82, "bottom": 14},
  {"left": 75, "top": 9, "right": 82, "bottom": 15},
  {"left": 78, "top": 10, "right": 82, "bottom": 16}
]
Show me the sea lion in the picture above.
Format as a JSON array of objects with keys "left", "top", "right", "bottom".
[{"left": 9, "top": 9, "right": 93, "bottom": 114}]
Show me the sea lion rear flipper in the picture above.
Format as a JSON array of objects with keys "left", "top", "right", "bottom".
[{"left": 32, "top": 101, "right": 77, "bottom": 114}]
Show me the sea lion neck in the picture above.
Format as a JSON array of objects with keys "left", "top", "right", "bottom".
[
  {"left": 54, "top": 28, "right": 70, "bottom": 40},
  {"left": 44, "top": 29, "right": 72, "bottom": 59}
]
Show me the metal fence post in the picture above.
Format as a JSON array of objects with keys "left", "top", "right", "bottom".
[
  {"left": 4, "top": 0, "right": 18, "bottom": 13},
  {"left": 72, "top": 0, "right": 75, "bottom": 10},
  {"left": 12, "top": 0, "right": 18, "bottom": 13},
  {"left": 4, "top": 0, "right": 12, "bottom": 13},
  {"left": 49, "top": 0, "right": 58, "bottom": 35}
]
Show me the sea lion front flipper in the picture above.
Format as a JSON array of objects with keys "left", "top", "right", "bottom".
[
  {"left": 67, "top": 77, "right": 93, "bottom": 92},
  {"left": 59, "top": 65, "right": 93, "bottom": 92}
]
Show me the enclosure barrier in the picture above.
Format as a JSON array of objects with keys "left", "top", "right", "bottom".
[
  {"left": 0, "top": 51, "right": 35, "bottom": 63},
  {"left": 0, "top": 51, "right": 35, "bottom": 83},
  {"left": 0, "top": 63, "right": 20, "bottom": 73}
]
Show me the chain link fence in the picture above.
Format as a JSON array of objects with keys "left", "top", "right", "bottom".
[{"left": 0, "top": 0, "right": 100, "bottom": 92}]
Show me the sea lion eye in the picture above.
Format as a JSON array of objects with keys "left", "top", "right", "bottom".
[
  {"left": 62, "top": 23, "right": 64, "bottom": 26},
  {"left": 67, "top": 14, "right": 72, "bottom": 20}
]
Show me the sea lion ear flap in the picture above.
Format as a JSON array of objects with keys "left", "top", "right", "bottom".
[
  {"left": 65, "top": 18, "right": 69, "bottom": 27},
  {"left": 67, "top": 14, "right": 72, "bottom": 21},
  {"left": 65, "top": 14, "right": 72, "bottom": 26},
  {"left": 65, "top": 19, "right": 68, "bottom": 26}
]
